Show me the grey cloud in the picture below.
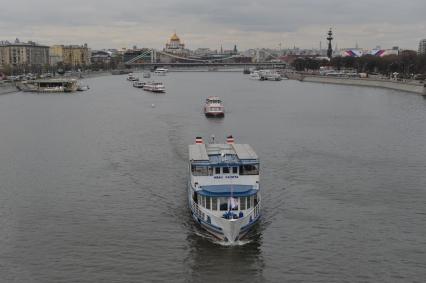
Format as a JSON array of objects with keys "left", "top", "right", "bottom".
[{"left": 0, "top": 0, "right": 425, "bottom": 49}]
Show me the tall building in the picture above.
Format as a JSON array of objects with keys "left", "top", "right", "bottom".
[
  {"left": 50, "top": 44, "right": 91, "bottom": 67},
  {"left": 418, "top": 39, "right": 426, "bottom": 55},
  {"left": 0, "top": 39, "right": 49, "bottom": 68}
]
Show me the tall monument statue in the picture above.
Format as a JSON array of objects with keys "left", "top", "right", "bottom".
[{"left": 327, "top": 28, "right": 333, "bottom": 59}]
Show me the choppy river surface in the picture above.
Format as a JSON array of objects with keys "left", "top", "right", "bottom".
[{"left": 1, "top": 72, "right": 425, "bottom": 282}]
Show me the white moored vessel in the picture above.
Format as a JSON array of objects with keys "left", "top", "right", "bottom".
[
  {"left": 143, "top": 82, "right": 165, "bottom": 93},
  {"left": 249, "top": 70, "right": 263, "bottom": 80},
  {"left": 188, "top": 136, "right": 261, "bottom": 243},
  {"left": 204, "top": 96, "right": 224, "bottom": 117},
  {"left": 133, "top": 81, "right": 145, "bottom": 88},
  {"left": 154, "top": 68, "right": 168, "bottom": 75},
  {"left": 127, "top": 73, "right": 139, "bottom": 81}
]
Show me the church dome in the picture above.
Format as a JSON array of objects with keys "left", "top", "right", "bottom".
[{"left": 170, "top": 33, "right": 180, "bottom": 42}]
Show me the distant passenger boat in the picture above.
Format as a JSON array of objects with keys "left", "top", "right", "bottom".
[
  {"left": 263, "top": 70, "right": 282, "bottom": 81},
  {"left": 133, "top": 81, "right": 146, "bottom": 88},
  {"left": 127, "top": 73, "right": 139, "bottom": 81},
  {"left": 188, "top": 136, "right": 261, "bottom": 243},
  {"left": 154, "top": 68, "right": 168, "bottom": 75},
  {"left": 249, "top": 71, "right": 264, "bottom": 80},
  {"left": 204, "top": 96, "right": 224, "bottom": 117},
  {"left": 77, "top": 84, "right": 90, "bottom": 91},
  {"left": 143, "top": 82, "right": 165, "bottom": 93},
  {"left": 143, "top": 72, "right": 151, "bottom": 78}
]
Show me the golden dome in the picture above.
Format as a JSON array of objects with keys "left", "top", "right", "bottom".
[{"left": 170, "top": 33, "right": 180, "bottom": 41}]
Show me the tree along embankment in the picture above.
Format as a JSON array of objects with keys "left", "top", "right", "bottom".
[{"left": 287, "top": 73, "right": 426, "bottom": 95}]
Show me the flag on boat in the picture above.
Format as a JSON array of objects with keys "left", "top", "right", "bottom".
[{"left": 228, "top": 197, "right": 238, "bottom": 210}]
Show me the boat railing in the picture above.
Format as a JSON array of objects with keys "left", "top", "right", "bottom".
[{"left": 190, "top": 198, "right": 261, "bottom": 223}]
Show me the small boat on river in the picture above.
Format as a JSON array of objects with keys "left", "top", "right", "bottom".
[
  {"left": 143, "top": 82, "right": 165, "bottom": 93},
  {"left": 133, "top": 81, "right": 146, "bottom": 88},
  {"left": 127, "top": 73, "right": 139, "bottom": 81},
  {"left": 204, "top": 96, "right": 225, "bottom": 117}
]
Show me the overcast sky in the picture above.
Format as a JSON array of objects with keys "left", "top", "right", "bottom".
[{"left": 1, "top": 0, "right": 425, "bottom": 50}]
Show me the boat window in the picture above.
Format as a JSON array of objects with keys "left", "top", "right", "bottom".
[
  {"left": 239, "top": 164, "right": 259, "bottom": 175},
  {"left": 247, "top": 196, "right": 251, "bottom": 209},
  {"left": 223, "top": 167, "right": 230, "bottom": 174},
  {"left": 219, "top": 197, "right": 228, "bottom": 211},
  {"left": 198, "top": 195, "right": 203, "bottom": 206},
  {"left": 240, "top": 197, "right": 246, "bottom": 210},
  {"left": 215, "top": 167, "right": 220, "bottom": 174},
  {"left": 203, "top": 196, "right": 207, "bottom": 208},
  {"left": 254, "top": 194, "right": 258, "bottom": 207},
  {"left": 206, "top": 197, "right": 211, "bottom": 209},
  {"left": 250, "top": 195, "right": 254, "bottom": 208},
  {"left": 212, "top": 198, "right": 218, "bottom": 211},
  {"left": 191, "top": 165, "right": 211, "bottom": 176},
  {"left": 232, "top": 167, "right": 238, "bottom": 174}
]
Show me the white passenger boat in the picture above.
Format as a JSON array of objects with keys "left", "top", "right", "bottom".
[
  {"left": 143, "top": 72, "right": 151, "bottom": 78},
  {"left": 154, "top": 68, "right": 168, "bottom": 75},
  {"left": 133, "top": 81, "right": 145, "bottom": 88},
  {"left": 249, "top": 70, "right": 264, "bottom": 80},
  {"left": 188, "top": 136, "right": 261, "bottom": 243},
  {"left": 262, "top": 70, "right": 282, "bottom": 81},
  {"left": 77, "top": 84, "right": 90, "bottom": 91},
  {"left": 127, "top": 73, "right": 139, "bottom": 81},
  {"left": 143, "top": 82, "right": 165, "bottom": 93},
  {"left": 204, "top": 96, "right": 224, "bottom": 117}
]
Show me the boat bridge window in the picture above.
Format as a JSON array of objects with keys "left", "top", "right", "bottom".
[
  {"left": 239, "top": 164, "right": 259, "bottom": 175},
  {"left": 219, "top": 197, "right": 228, "bottom": 211},
  {"left": 223, "top": 167, "right": 230, "bottom": 174},
  {"left": 191, "top": 165, "right": 213, "bottom": 176},
  {"left": 206, "top": 196, "right": 211, "bottom": 209},
  {"left": 232, "top": 167, "right": 238, "bottom": 174},
  {"left": 240, "top": 197, "right": 247, "bottom": 210},
  {"left": 212, "top": 198, "right": 218, "bottom": 211},
  {"left": 215, "top": 167, "right": 220, "bottom": 174}
]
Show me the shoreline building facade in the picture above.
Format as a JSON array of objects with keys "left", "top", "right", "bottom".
[
  {"left": 0, "top": 39, "right": 49, "bottom": 71},
  {"left": 50, "top": 44, "right": 91, "bottom": 68},
  {"left": 419, "top": 39, "right": 426, "bottom": 55}
]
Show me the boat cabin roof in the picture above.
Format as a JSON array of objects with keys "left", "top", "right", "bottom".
[{"left": 189, "top": 143, "right": 258, "bottom": 165}]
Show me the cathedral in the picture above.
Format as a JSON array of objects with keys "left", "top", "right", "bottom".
[{"left": 163, "top": 32, "right": 189, "bottom": 57}]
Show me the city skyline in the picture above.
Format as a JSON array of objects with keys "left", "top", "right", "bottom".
[{"left": 0, "top": 0, "right": 425, "bottom": 50}]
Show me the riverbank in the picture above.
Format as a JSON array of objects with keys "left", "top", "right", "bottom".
[
  {"left": 0, "top": 82, "right": 18, "bottom": 95},
  {"left": 287, "top": 73, "right": 426, "bottom": 95}
]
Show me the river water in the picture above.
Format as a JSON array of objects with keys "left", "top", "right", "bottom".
[{"left": 1, "top": 72, "right": 425, "bottom": 282}]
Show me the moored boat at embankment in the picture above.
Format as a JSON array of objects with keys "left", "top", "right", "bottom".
[
  {"left": 17, "top": 79, "right": 78, "bottom": 93},
  {"left": 133, "top": 81, "right": 146, "bottom": 88},
  {"left": 188, "top": 136, "right": 261, "bottom": 243}
]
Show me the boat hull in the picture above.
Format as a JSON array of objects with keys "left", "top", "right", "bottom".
[
  {"left": 204, "top": 111, "right": 224, "bottom": 118},
  {"left": 189, "top": 205, "right": 260, "bottom": 242}
]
